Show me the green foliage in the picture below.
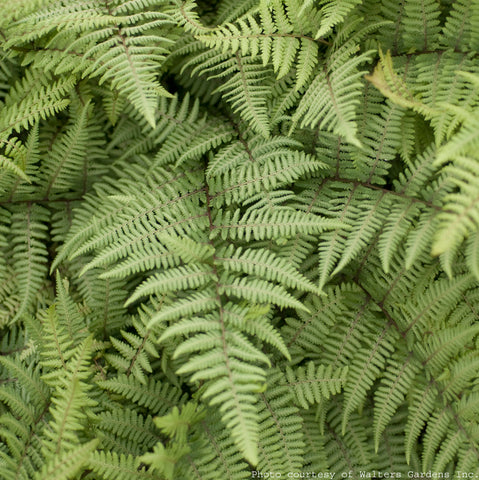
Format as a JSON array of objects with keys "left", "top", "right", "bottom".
[{"left": 1, "top": 0, "right": 479, "bottom": 478}]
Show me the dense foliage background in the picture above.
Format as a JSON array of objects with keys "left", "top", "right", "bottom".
[{"left": 1, "top": 0, "right": 479, "bottom": 478}]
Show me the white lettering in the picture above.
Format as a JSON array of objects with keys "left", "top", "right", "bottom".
[
  {"left": 252, "top": 472, "right": 282, "bottom": 478},
  {"left": 407, "top": 472, "right": 449, "bottom": 479},
  {"left": 358, "top": 472, "right": 400, "bottom": 479}
]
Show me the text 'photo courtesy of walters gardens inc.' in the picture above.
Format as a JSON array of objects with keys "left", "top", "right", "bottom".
[
  {"left": 251, "top": 471, "right": 479, "bottom": 478},
  {"left": 0, "top": 1, "right": 479, "bottom": 479}
]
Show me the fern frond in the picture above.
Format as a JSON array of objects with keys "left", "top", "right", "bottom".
[
  {"left": 0, "top": 131, "right": 32, "bottom": 188},
  {"left": 39, "top": 99, "right": 95, "bottom": 197},
  {"left": 146, "top": 291, "right": 217, "bottom": 327},
  {"left": 71, "top": 268, "right": 130, "bottom": 336},
  {"left": 158, "top": 305, "right": 272, "bottom": 464},
  {"left": 216, "top": 245, "right": 321, "bottom": 294},
  {"left": 140, "top": 441, "right": 191, "bottom": 480},
  {"left": 402, "top": 0, "right": 441, "bottom": 51},
  {"left": 89, "top": 450, "right": 157, "bottom": 480},
  {"left": 126, "top": 265, "right": 214, "bottom": 306},
  {"left": 256, "top": 369, "right": 305, "bottom": 474},
  {"left": 218, "top": 276, "right": 308, "bottom": 311},
  {"left": 366, "top": 49, "right": 437, "bottom": 120},
  {"left": 419, "top": 323, "right": 479, "bottom": 379},
  {"left": 98, "top": 374, "right": 188, "bottom": 415},
  {"left": 73, "top": 195, "right": 207, "bottom": 272},
  {"left": 301, "top": 409, "right": 329, "bottom": 471},
  {"left": 176, "top": 410, "right": 251, "bottom": 480},
  {"left": 373, "top": 347, "right": 420, "bottom": 451},
  {"left": 78, "top": 28, "right": 172, "bottom": 128},
  {"left": 208, "top": 135, "right": 325, "bottom": 206},
  {"left": 215, "top": 54, "right": 273, "bottom": 137},
  {"left": 217, "top": 0, "right": 259, "bottom": 24},
  {"left": 281, "top": 284, "right": 366, "bottom": 364},
  {"left": 0, "top": 356, "right": 49, "bottom": 412},
  {"left": 0, "top": 153, "right": 30, "bottom": 183},
  {"left": 197, "top": 1, "right": 321, "bottom": 89},
  {"left": 96, "top": 408, "right": 158, "bottom": 455},
  {"left": 284, "top": 362, "right": 348, "bottom": 409},
  {"left": 7, "top": 1, "right": 178, "bottom": 127},
  {"left": 314, "top": 0, "right": 362, "bottom": 39},
  {"left": 36, "top": 305, "right": 75, "bottom": 385},
  {"left": 105, "top": 317, "right": 159, "bottom": 384},
  {"left": 10, "top": 204, "right": 50, "bottom": 322},
  {"left": 212, "top": 206, "right": 342, "bottom": 241},
  {"left": 41, "top": 337, "right": 96, "bottom": 456},
  {"left": 414, "top": 52, "right": 478, "bottom": 145},
  {"left": 440, "top": 0, "right": 475, "bottom": 50},
  {"left": 295, "top": 183, "right": 390, "bottom": 288},
  {"left": 291, "top": 36, "right": 374, "bottom": 145},
  {"left": 0, "top": 70, "right": 75, "bottom": 136},
  {"left": 323, "top": 400, "right": 373, "bottom": 474},
  {"left": 0, "top": 358, "right": 48, "bottom": 479},
  {"left": 34, "top": 439, "right": 98, "bottom": 480},
  {"left": 153, "top": 402, "right": 205, "bottom": 444},
  {"left": 435, "top": 110, "right": 479, "bottom": 166},
  {"left": 342, "top": 324, "right": 396, "bottom": 434},
  {"left": 51, "top": 158, "right": 201, "bottom": 271}
]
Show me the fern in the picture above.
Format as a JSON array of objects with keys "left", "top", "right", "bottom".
[
  {"left": 105, "top": 317, "right": 159, "bottom": 384},
  {"left": 196, "top": 0, "right": 323, "bottom": 90},
  {"left": 314, "top": 0, "right": 363, "bottom": 39},
  {"left": 9, "top": 204, "right": 50, "bottom": 322},
  {"left": 284, "top": 363, "right": 348, "bottom": 408},
  {"left": 2, "top": 0, "right": 479, "bottom": 478},
  {"left": 0, "top": 69, "right": 75, "bottom": 136},
  {"left": 6, "top": 0, "right": 178, "bottom": 127},
  {"left": 255, "top": 370, "right": 305, "bottom": 474},
  {"left": 291, "top": 27, "right": 375, "bottom": 145},
  {"left": 89, "top": 451, "right": 157, "bottom": 480},
  {"left": 402, "top": 0, "right": 442, "bottom": 51}
]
